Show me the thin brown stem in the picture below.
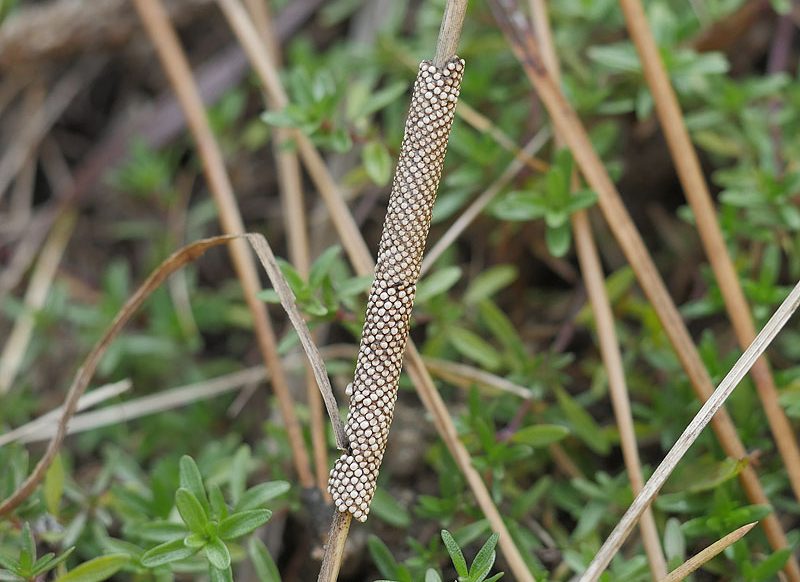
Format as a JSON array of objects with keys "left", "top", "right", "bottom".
[
  {"left": 582, "top": 278, "right": 800, "bottom": 580},
  {"left": 239, "top": 0, "right": 331, "bottom": 499},
  {"left": 618, "top": 0, "right": 800, "bottom": 511},
  {"left": 132, "top": 0, "right": 314, "bottom": 488},
  {"left": 317, "top": 511, "right": 352, "bottom": 582},
  {"left": 528, "top": 0, "right": 667, "bottom": 577},
  {"left": 660, "top": 522, "right": 757, "bottom": 582},
  {"left": 490, "top": 1, "right": 798, "bottom": 578},
  {"left": 434, "top": 0, "right": 468, "bottom": 66}
]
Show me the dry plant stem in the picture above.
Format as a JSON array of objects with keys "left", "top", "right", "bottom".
[
  {"left": 0, "top": 233, "right": 340, "bottom": 515},
  {"left": 246, "top": 234, "right": 346, "bottom": 449},
  {"left": 573, "top": 210, "right": 667, "bottom": 578},
  {"left": 422, "top": 357, "right": 532, "bottom": 398},
  {"left": 318, "top": 511, "right": 352, "bottom": 582},
  {"left": 0, "top": 211, "right": 77, "bottom": 394},
  {"left": 10, "top": 345, "right": 359, "bottom": 445},
  {"left": 434, "top": 0, "right": 468, "bottom": 67},
  {"left": 213, "top": 0, "right": 373, "bottom": 275},
  {"left": 221, "top": 1, "right": 532, "bottom": 577},
  {"left": 580, "top": 277, "right": 800, "bottom": 581},
  {"left": 421, "top": 128, "right": 550, "bottom": 275},
  {"left": 528, "top": 0, "right": 666, "bottom": 577},
  {"left": 11, "top": 369, "right": 264, "bottom": 444},
  {"left": 132, "top": 0, "right": 315, "bottom": 487},
  {"left": 456, "top": 101, "right": 548, "bottom": 172},
  {"left": 660, "top": 522, "right": 757, "bottom": 582},
  {"left": 238, "top": 0, "right": 330, "bottom": 497},
  {"left": 490, "top": 3, "right": 797, "bottom": 576},
  {"left": 0, "top": 379, "right": 132, "bottom": 447},
  {"left": 618, "top": 0, "right": 800, "bottom": 505},
  {"left": 0, "top": 236, "right": 231, "bottom": 516}
]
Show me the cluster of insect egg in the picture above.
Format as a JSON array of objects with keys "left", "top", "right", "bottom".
[{"left": 329, "top": 57, "right": 465, "bottom": 522}]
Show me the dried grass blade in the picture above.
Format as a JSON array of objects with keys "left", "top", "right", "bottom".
[
  {"left": 581, "top": 278, "right": 800, "bottom": 580},
  {"left": 660, "top": 522, "right": 757, "bottom": 582}
]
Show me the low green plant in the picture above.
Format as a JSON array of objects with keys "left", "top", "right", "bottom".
[{"left": 138, "top": 456, "right": 276, "bottom": 582}]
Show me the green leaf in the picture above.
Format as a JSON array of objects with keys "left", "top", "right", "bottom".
[
  {"left": 179, "top": 456, "right": 209, "bottom": 513},
  {"left": 309, "top": 246, "right": 342, "bottom": 288},
  {"left": 425, "top": 569, "right": 443, "bottom": 582},
  {"left": 587, "top": 43, "right": 641, "bottom": 73},
  {"left": 249, "top": 538, "right": 281, "bottom": 582},
  {"left": 234, "top": 481, "right": 290, "bottom": 512},
  {"left": 125, "top": 520, "right": 187, "bottom": 542},
  {"left": 469, "top": 534, "right": 498, "bottom": 581},
  {"left": 484, "top": 573, "right": 505, "bottom": 582},
  {"left": 749, "top": 548, "right": 791, "bottom": 581},
  {"left": 492, "top": 190, "right": 547, "bottom": 221},
  {"left": 209, "top": 564, "right": 234, "bottom": 582},
  {"left": 209, "top": 485, "right": 229, "bottom": 520},
  {"left": 464, "top": 265, "right": 517, "bottom": 305},
  {"left": 663, "top": 518, "right": 685, "bottom": 563},
  {"left": 260, "top": 109, "right": 298, "bottom": 128},
  {"left": 362, "top": 140, "right": 392, "bottom": 186},
  {"left": 31, "top": 547, "right": 75, "bottom": 576},
  {"left": 555, "top": 388, "right": 609, "bottom": 455},
  {"left": 370, "top": 487, "right": 411, "bottom": 528},
  {"left": 205, "top": 537, "right": 231, "bottom": 570},
  {"left": 229, "top": 445, "right": 250, "bottom": 505},
  {"left": 175, "top": 488, "right": 208, "bottom": 534},
  {"left": 54, "top": 554, "right": 129, "bottom": 582},
  {"left": 219, "top": 510, "right": 272, "bottom": 540},
  {"left": 545, "top": 222, "right": 571, "bottom": 257},
  {"left": 19, "top": 523, "right": 35, "bottom": 572},
  {"left": 416, "top": 266, "right": 462, "bottom": 303},
  {"left": 184, "top": 534, "right": 206, "bottom": 549},
  {"left": 0, "top": 553, "right": 19, "bottom": 571},
  {"left": 449, "top": 327, "right": 502, "bottom": 370},
  {"left": 141, "top": 539, "right": 197, "bottom": 567},
  {"left": 441, "top": 530, "right": 468, "bottom": 578},
  {"left": 511, "top": 424, "right": 570, "bottom": 447},
  {"left": 44, "top": 453, "right": 65, "bottom": 517},
  {"left": 356, "top": 81, "right": 408, "bottom": 119},
  {"left": 367, "top": 535, "right": 399, "bottom": 578}
]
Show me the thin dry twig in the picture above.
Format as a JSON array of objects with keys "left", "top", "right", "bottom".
[
  {"left": 422, "top": 356, "right": 532, "bottom": 399},
  {"left": 0, "top": 379, "right": 132, "bottom": 447},
  {"left": 580, "top": 278, "right": 800, "bottom": 580},
  {"left": 434, "top": 0, "right": 468, "bottom": 67},
  {"left": 528, "top": 0, "right": 666, "bottom": 577},
  {"left": 132, "top": 0, "right": 315, "bottom": 488},
  {"left": 8, "top": 370, "right": 261, "bottom": 444},
  {"left": 0, "top": 233, "right": 341, "bottom": 515},
  {"left": 660, "top": 522, "right": 757, "bottom": 582},
  {"left": 245, "top": 234, "right": 345, "bottom": 449},
  {"left": 618, "top": 0, "right": 800, "bottom": 507},
  {"left": 4, "top": 345, "right": 355, "bottom": 445},
  {"left": 490, "top": 2, "right": 797, "bottom": 575},
  {"left": 0, "top": 236, "right": 232, "bottom": 516},
  {"left": 239, "top": 0, "right": 331, "bottom": 498}
]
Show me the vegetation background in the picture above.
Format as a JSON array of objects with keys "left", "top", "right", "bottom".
[{"left": 1, "top": 0, "right": 799, "bottom": 580}]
